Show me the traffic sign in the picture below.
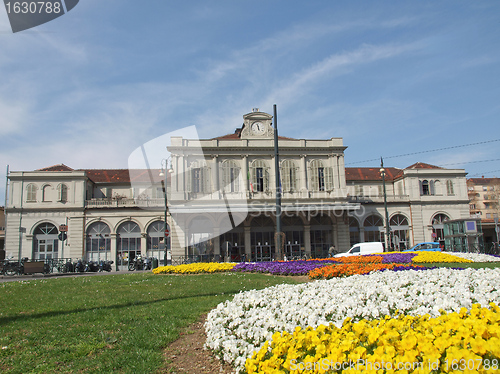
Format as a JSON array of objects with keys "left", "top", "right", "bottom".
[
  {"left": 58, "top": 232, "right": 68, "bottom": 241},
  {"left": 59, "top": 225, "right": 68, "bottom": 232},
  {"left": 164, "top": 229, "right": 170, "bottom": 237}
]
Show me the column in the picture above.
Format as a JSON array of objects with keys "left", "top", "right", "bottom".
[
  {"left": 300, "top": 155, "right": 307, "bottom": 193},
  {"left": 304, "top": 224, "right": 311, "bottom": 257},
  {"left": 242, "top": 155, "right": 248, "bottom": 195},
  {"left": 110, "top": 233, "right": 117, "bottom": 271},
  {"left": 213, "top": 228, "right": 220, "bottom": 259},
  {"left": 141, "top": 233, "right": 147, "bottom": 257},
  {"left": 213, "top": 155, "right": 219, "bottom": 194},
  {"left": 332, "top": 155, "right": 340, "bottom": 190},
  {"left": 244, "top": 226, "right": 251, "bottom": 259},
  {"left": 338, "top": 155, "right": 346, "bottom": 188},
  {"left": 332, "top": 218, "right": 339, "bottom": 247}
]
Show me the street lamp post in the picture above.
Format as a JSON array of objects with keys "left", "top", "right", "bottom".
[
  {"left": 380, "top": 157, "right": 391, "bottom": 251},
  {"left": 159, "top": 158, "right": 173, "bottom": 265},
  {"left": 495, "top": 216, "right": 499, "bottom": 252}
]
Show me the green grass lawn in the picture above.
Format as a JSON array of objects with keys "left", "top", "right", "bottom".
[{"left": 0, "top": 272, "right": 304, "bottom": 374}]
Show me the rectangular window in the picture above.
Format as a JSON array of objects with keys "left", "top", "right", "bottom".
[
  {"left": 229, "top": 167, "right": 236, "bottom": 192},
  {"left": 192, "top": 168, "right": 201, "bottom": 193},
  {"left": 256, "top": 168, "right": 264, "bottom": 192},
  {"left": 318, "top": 167, "right": 325, "bottom": 191}
]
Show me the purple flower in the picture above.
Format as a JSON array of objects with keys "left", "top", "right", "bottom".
[
  {"left": 380, "top": 252, "right": 417, "bottom": 264},
  {"left": 232, "top": 260, "right": 337, "bottom": 275}
]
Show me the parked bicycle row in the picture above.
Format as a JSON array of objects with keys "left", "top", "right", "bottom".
[{"left": 0, "top": 257, "right": 114, "bottom": 276}]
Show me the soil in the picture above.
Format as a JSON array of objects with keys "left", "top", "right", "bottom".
[
  {"left": 159, "top": 275, "right": 311, "bottom": 374},
  {"left": 160, "top": 314, "right": 235, "bottom": 374}
]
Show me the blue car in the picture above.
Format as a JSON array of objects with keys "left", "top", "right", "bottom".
[{"left": 403, "top": 242, "right": 442, "bottom": 252}]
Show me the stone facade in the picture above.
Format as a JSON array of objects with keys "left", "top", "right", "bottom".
[{"left": 4, "top": 110, "right": 470, "bottom": 269}]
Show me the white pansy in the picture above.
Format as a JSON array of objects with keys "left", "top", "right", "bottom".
[
  {"left": 449, "top": 251, "right": 500, "bottom": 262},
  {"left": 205, "top": 267, "right": 500, "bottom": 373}
]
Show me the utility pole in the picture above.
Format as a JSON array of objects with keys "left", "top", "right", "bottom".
[{"left": 273, "top": 104, "right": 284, "bottom": 260}]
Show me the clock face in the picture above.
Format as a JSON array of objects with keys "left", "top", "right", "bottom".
[{"left": 251, "top": 121, "right": 266, "bottom": 135}]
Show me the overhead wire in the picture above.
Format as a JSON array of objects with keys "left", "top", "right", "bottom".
[{"left": 346, "top": 138, "right": 500, "bottom": 165}]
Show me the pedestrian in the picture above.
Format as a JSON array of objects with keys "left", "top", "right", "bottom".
[{"left": 328, "top": 245, "right": 336, "bottom": 257}]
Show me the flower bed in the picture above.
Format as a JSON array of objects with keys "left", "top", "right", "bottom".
[
  {"left": 308, "top": 263, "right": 425, "bottom": 280},
  {"left": 232, "top": 260, "right": 336, "bottom": 276},
  {"left": 246, "top": 303, "right": 500, "bottom": 373},
  {"left": 152, "top": 262, "right": 236, "bottom": 274},
  {"left": 204, "top": 267, "right": 500, "bottom": 373},
  {"left": 412, "top": 251, "right": 474, "bottom": 263}
]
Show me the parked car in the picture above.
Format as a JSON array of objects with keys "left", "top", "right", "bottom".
[
  {"left": 333, "top": 242, "right": 384, "bottom": 257},
  {"left": 403, "top": 242, "right": 441, "bottom": 252}
]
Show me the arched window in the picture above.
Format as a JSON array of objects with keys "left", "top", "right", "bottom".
[
  {"left": 432, "top": 213, "right": 449, "bottom": 241},
  {"left": 446, "top": 180, "right": 455, "bottom": 195},
  {"left": 86, "top": 221, "right": 111, "bottom": 261},
  {"left": 280, "top": 159, "right": 298, "bottom": 193},
  {"left": 26, "top": 184, "right": 37, "bottom": 202},
  {"left": 33, "top": 223, "right": 58, "bottom": 259},
  {"left": 250, "top": 160, "right": 269, "bottom": 193},
  {"left": 309, "top": 160, "right": 333, "bottom": 192},
  {"left": 117, "top": 221, "right": 141, "bottom": 270},
  {"left": 349, "top": 217, "right": 360, "bottom": 247},
  {"left": 57, "top": 184, "right": 68, "bottom": 202},
  {"left": 363, "top": 214, "right": 383, "bottom": 242},
  {"left": 389, "top": 214, "right": 409, "bottom": 250},
  {"left": 420, "top": 180, "right": 430, "bottom": 195},
  {"left": 188, "top": 217, "right": 214, "bottom": 258},
  {"left": 434, "top": 180, "right": 442, "bottom": 196},
  {"left": 147, "top": 220, "right": 169, "bottom": 265},
  {"left": 220, "top": 160, "right": 240, "bottom": 193},
  {"left": 187, "top": 160, "right": 211, "bottom": 194},
  {"left": 42, "top": 185, "right": 51, "bottom": 202}
]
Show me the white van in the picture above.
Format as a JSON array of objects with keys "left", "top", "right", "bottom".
[{"left": 333, "top": 242, "right": 384, "bottom": 257}]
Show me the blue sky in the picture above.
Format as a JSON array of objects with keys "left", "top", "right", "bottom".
[{"left": 1, "top": 1, "right": 500, "bottom": 203}]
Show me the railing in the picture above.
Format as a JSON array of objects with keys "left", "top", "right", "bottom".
[
  {"left": 348, "top": 195, "right": 410, "bottom": 203},
  {"left": 85, "top": 198, "right": 165, "bottom": 209}
]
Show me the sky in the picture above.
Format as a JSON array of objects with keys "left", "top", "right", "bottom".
[{"left": 1, "top": 0, "right": 500, "bottom": 204}]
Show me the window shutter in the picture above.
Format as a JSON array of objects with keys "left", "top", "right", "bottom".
[
  {"left": 419, "top": 181, "right": 423, "bottom": 195},
  {"left": 251, "top": 164, "right": 257, "bottom": 191},
  {"left": 233, "top": 166, "right": 240, "bottom": 192},
  {"left": 281, "top": 162, "right": 289, "bottom": 192},
  {"left": 291, "top": 164, "right": 298, "bottom": 191},
  {"left": 430, "top": 180, "right": 435, "bottom": 195},
  {"left": 264, "top": 168, "right": 270, "bottom": 191},
  {"left": 186, "top": 168, "right": 192, "bottom": 193},
  {"left": 220, "top": 163, "right": 227, "bottom": 192},
  {"left": 325, "top": 167, "right": 333, "bottom": 191},
  {"left": 447, "top": 180, "right": 454, "bottom": 195},
  {"left": 203, "top": 166, "right": 211, "bottom": 193},
  {"left": 310, "top": 160, "right": 320, "bottom": 191}
]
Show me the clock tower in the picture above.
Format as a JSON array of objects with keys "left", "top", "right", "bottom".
[{"left": 240, "top": 108, "right": 274, "bottom": 139}]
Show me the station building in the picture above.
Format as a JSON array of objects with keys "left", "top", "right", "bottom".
[{"left": 4, "top": 110, "right": 470, "bottom": 269}]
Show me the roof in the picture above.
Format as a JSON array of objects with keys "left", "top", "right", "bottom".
[
  {"left": 212, "top": 133, "right": 295, "bottom": 140},
  {"left": 405, "top": 162, "right": 442, "bottom": 170},
  {"left": 32, "top": 165, "right": 168, "bottom": 184},
  {"left": 36, "top": 164, "right": 74, "bottom": 172},
  {"left": 345, "top": 167, "right": 403, "bottom": 181},
  {"left": 84, "top": 169, "right": 168, "bottom": 184},
  {"left": 468, "top": 177, "right": 500, "bottom": 184}
]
